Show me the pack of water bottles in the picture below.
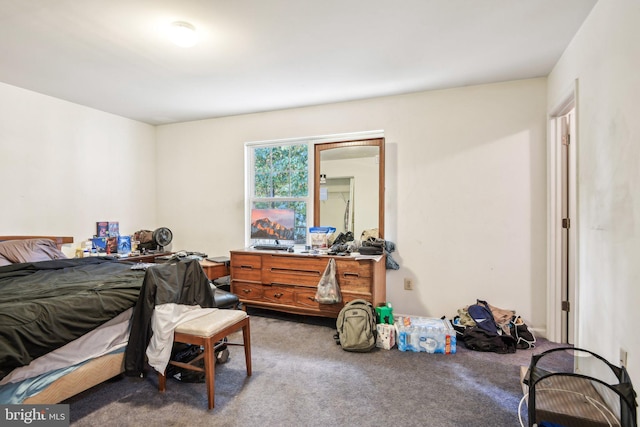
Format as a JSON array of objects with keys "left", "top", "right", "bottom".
[{"left": 395, "top": 317, "right": 456, "bottom": 354}]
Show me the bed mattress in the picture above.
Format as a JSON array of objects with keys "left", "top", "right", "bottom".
[
  {"left": 0, "top": 308, "right": 132, "bottom": 403},
  {"left": 0, "top": 257, "right": 145, "bottom": 381}
]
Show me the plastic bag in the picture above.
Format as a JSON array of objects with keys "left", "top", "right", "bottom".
[{"left": 315, "top": 258, "right": 341, "bottom": 304}]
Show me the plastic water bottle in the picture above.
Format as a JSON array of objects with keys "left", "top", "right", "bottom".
[
  {"left": 419, "top": 326, "right": 437, "bottom": 353},
  {"left": 397, "top": 325, "right": 408, "bottom": 351}
]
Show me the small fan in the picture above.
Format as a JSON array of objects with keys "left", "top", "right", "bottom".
[{"left": 152, "top": 227, "right": 173, "bottom": 251}]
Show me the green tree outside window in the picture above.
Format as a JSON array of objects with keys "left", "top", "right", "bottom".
[{"left": 252, "top": 144, "right": 308, "bottom": 243}]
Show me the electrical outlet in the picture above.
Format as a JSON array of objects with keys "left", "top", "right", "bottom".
[
  {"left": 620, "top": 348, "right": 628, "bottom": 367},
  {"left": 404, "top": 278, "right": 413, "bottom": 290}
]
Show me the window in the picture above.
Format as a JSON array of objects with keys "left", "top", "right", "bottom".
[
  {"left": 245, "top": 130, "right": 384, "bottom": 246},
  {"left": 247, "top": 142, "right": 310, "bottom": 245}
]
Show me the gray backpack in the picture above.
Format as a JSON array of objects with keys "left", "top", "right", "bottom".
[{"left": 335, "top": 299, "right": 377, "bottom": 352}]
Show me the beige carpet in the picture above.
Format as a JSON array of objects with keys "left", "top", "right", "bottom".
[{"left": 66, "top": 309, "right": 567, "bottom": 427}]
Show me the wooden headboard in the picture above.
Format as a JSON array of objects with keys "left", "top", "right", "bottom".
[{"left": 0, "top": 236, "right": 74, "bottom": 249}]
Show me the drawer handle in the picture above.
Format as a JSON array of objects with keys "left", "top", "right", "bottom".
[
  {"left": 240, "top": 265, "right": 254, "bottom": 270},
  {"left": 343, "top": 272, "right": 360, "bottom": 278},
  {"left": 242, "top": 289, "right": 252, "bottom": 294},
  {"left": 273, "top": 293, "right": 283, "bottom": 298}
]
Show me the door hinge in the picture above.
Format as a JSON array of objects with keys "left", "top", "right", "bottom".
[
  {"left": 562, "top": 301, "right": 571, "bottom": 312},
  {"left": 562, "top": 218, "right": 570, "bottom": 229},
  {"left": 562, "top": 133, "right": 570, "bottom": 146}
]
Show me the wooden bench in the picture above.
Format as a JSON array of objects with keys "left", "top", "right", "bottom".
[{"left": 158, "top": 309, "right": 251, "bottom": 409}]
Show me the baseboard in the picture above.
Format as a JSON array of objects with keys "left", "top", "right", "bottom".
[{"left": 530, "top": 327, "right": 547, "bottom": 340}]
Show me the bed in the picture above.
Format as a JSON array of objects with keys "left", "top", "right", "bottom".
[
  {"left": 0, "top": 235, "right": 241, "bottom": 405},
  {"left": 0, "top": 235, "right": 146, "bottom": 404}
]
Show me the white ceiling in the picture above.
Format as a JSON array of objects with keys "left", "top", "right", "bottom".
[{"left": 0, "top": 0, "right": 597, "bottom": 125}]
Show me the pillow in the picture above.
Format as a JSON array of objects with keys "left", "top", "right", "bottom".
[{"left": 0, "top": 238, "right": 68, "bottom": 264}]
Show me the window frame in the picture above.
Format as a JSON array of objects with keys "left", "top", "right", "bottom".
[
  {"left": 244, "top": 130, "right": 384, "bottom": 247},
  {"left": 244, "top": 139, "right": 313, "bottom": 247}
]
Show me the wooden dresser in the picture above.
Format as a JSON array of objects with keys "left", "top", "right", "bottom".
[{"left": 230, "top": 250, "right": 386, "bottom": 318}]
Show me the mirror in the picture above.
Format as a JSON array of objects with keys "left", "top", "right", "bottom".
[{"left": 314, "top": 138, "right": 385, "bottom": 239}]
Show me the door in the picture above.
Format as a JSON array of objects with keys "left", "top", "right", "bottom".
[{"left": 559, "top": 108, "right": 576, "bottom": 344}]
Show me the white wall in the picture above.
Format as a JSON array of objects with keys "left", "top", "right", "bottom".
[
  {"left": 0, "top": 76, "right": 549, "bottom": 334},
  {"left": 157, "top": 78, "right": 548, "bottom": 329},
  {"left": 548, "top": 0, "right": 640, "bottom": 384},
  {"left": 0, "top": 82, "right": 157, "bottom": 251}
]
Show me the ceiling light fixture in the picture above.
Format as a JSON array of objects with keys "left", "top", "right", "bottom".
[{"left": 169, "top": 21, "right": 198, "bottom": 47}]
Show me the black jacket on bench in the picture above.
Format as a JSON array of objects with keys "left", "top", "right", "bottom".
[{"left": 124, "top": 259, "right": 214, "bottom": 377}]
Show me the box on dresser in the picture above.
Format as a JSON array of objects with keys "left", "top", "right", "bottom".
[{"left": 230, "top": 249, "right": 386, "bottom": 318}]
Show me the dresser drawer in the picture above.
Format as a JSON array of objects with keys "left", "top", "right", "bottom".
[
  {"left": 293, "top": 288, "right": 342, "bottom": 315},
  {"left": 266, "top": 254, "right": 326, "bottom": 271},
  {"left": 263, "top": 255, "right": 326, "bottom": 287},
  {"left": 340, "top": 290, "right": 372, "bottom": 302},
  {"left": 294, "top": 289, "right": 369, "bottom": 314},
  {"left": 335, "top": 276, "right": 371, "bottom": 294},
  {"left": 262, "top": 285, "right": 295, "bottom": 305},
  {"left": 231, "top": 253, "right": 262, "bottom": 282},
  {"left": 232, "top": 281, "right": 264, "bottom": 301},
  {"left": 294, "top": 288, "right": 327, "bottom": 309},
  {"left": 335, "top": 258, "right": 372, "bottom": 279},
  {"left": 231, "top": 253, "right": 262, "bottom": 269}
]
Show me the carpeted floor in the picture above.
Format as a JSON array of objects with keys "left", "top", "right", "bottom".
[{"left": 65, "top": 309, "right": 566, "bottom": 426}]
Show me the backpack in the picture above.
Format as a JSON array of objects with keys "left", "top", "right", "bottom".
[
  {"left": 335, "top": 299, "right": 377, "bottom": 352},
  {"left": 462, "top": 326, "right": 516, "bottom": 354},
  {"left": 165, "top": 342, "right": 230, "bottom": 382},
  {"left": 508, "top": 315, "right": 536, "bottom": 349},
  {"left": 165, "top": 343, "right": 206, "bottom": 383},
  {"left": 467, "top": 299, "right": 499, "bottom": 335}
]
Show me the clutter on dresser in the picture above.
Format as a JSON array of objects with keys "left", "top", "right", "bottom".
[
  {"left": 78, "top": 220, "right": 127, "bottom": 257},
  {"left": 134, "top": 227, "right": 173, "bottom": 251},
  {"left": 359, "top": 233, "right": 399, "bottom": 270},
  {"left": 359, "top": 237, "right": 385, "bottom": 255},
  {"left": 156, "top": 251, "right": 207, "bottom": 262},
  {"left": 356, "top": 228, "right": 400, "bottom": 270},
  {"left": 327, "top": 231, "right": 355, "bottom": 254},
  {"left": 76, "top": 223, "right": 173, "bottom": 259},
  {"left": 309, "top": 226, "right": 336, "bottom": 250}
]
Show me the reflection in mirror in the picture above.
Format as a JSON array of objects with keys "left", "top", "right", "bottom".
[
  {"left": 314, "top": 138, "right": 384, "bottom": 239},
  {"left": 320, "top": 176, "right": 355, "bottom": 233}
]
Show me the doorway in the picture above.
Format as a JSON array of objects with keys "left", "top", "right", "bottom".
[
  {"left": 319, "top": 176, "right": 355, "bottom": 234},
  {"left": 559, "top": 108, "right": 576, "bottom": 344},
  {"left": 548, "top": 89, "right": 578, "bottom": 345}
]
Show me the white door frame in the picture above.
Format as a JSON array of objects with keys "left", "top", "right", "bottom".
[{"left": 547, "top": 80, "right": 579, "bottom": 344}]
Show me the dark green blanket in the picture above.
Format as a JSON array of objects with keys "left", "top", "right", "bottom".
[{"left": 0, "top": 257, "right": 145, "bottom": 381}]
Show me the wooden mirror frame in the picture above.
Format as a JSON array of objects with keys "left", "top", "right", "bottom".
[{"left": 313, "top": 138, "right": 385, "bottom": 238}]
